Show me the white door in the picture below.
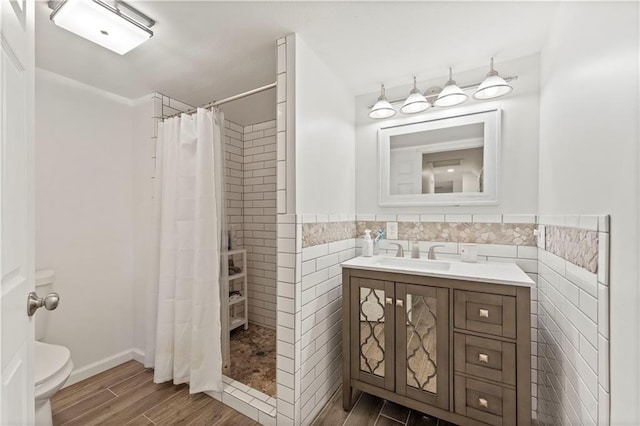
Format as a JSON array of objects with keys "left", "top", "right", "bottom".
[
  {"left": 389, "top": 150, "right": 422, "bottom": 195},
  {"left": 1, "top": 0, "right": 35, "bottom": 424}
]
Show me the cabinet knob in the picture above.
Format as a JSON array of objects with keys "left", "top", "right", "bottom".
[
  {"left": 386, "top": 297, "right": 393, "bottom": 305},
  {"left": 396, "top": 299, "right": 404, "bottom": 308},
  {"left": 478, "top": 353, "right": 489, "bottom": 363},
  {"left": 479, "top": 308, "right": 489, "bottom": 318},
  {"left": 478, "top": 398, "right": 488, "bottom": 408}
]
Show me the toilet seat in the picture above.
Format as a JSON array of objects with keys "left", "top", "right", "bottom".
[{"left": 34, "top": 341, "right": 72, "bottom": 395}]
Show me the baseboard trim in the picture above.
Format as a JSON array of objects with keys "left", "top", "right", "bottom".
[
  {"left": 132, "top": 348, "right": 145, "bottom": 364},
  {"left": 63, "top": 349, "right": 138, "bottom": 388}
]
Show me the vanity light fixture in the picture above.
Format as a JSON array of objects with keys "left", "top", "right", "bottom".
[
  {"left": 49, "top": 0, "right": 155, "bottom": 55},
  {"left": 434, "top": 67, "right": 469, "bottom": 107},
  {"left": 474, "top": 57, "right": 513, "bottom": 100},
  {"left": 368, "top": 60, "right": 517, "bottom": 120},
  {"left": 369, "top": 84, "right": 397, "bottom": 119},
  {"left": 400, "top": 76, "right": 430, "bottom": 114}
]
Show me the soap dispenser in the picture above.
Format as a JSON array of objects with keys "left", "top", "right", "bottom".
[{"left": 362, "top": 229, "right": 373, "bottom": 257}]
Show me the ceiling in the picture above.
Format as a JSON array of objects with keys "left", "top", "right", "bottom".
[{"left": 35, "top": 1, "right": 559, "bottom": 125}]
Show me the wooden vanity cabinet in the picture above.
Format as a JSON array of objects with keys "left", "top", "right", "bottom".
[{"left": 342, "top": 268, "right": 531, "bottom": 426}]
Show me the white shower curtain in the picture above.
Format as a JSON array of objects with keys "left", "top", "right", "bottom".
[{"left": 149, "top": 108, "right": 225, "bottom": 393}]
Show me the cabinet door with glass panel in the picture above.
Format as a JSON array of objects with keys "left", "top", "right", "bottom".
[
  {"left": 350, "top": 277, "right": 449, "bottom": 409},
  {"left": 395, "top": 283, "right": 449, "bottom": 410}
]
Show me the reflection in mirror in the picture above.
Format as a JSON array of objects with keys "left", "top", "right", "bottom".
[
  {"left": 390, "top": 123, "right": 485, "bottom": 195},
  {"left": 379, "top": 108, "right": 500, "bottom": 206}
]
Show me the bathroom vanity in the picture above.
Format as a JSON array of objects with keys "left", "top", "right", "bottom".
[{"left": 341, "top": 256, "right": 532, "bottom": 426}]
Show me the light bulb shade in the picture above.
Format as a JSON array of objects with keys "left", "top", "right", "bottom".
[
  {"left": 50, "top": 0, "right": 153, "bottom": 55},
  {"left": 400, "top": 92, "right": 430, "bottom": 114},
  {"left": 369, "top": 99, "right": 396, "bottom": 119},
  {"left": 474, "top": 74, "right": 513, "bottom": 100},
  {"left": 434, "top": 81, "right": 468, "bottom": 107}
]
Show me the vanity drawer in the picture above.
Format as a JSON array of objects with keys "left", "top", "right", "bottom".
[
  {"left": 454, "top": 291, "right": 516, "bottom": 338},
  {"left": 454, "top": 333, "right": 516, "bottom": 386},
  {"left": 454, "top": 375, "right": 516, "bottom": 426}
]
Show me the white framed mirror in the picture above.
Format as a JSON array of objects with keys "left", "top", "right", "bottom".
[{"left": 379, "top": 108, "right": 501, "bottom": 206}]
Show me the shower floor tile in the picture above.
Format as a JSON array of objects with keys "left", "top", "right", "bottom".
[{"left": 229, "top": 323, "right": 276, "bottom": 397}]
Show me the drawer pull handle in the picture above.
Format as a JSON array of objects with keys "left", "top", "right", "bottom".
[
  {"left": 478, "top": 398, "right": 488, "bottom": 408},
  {"left": 479, "top": 308, "right": 489, "bottom": 318},
  {"left": 478, "top": 353, "right": 489, "bottom": 363},
  {"left": 386, "top": 297, "right": 393, "bottom": 305},
  {"left": 396, "top": 299, "right": 404, "bottom": 308}
]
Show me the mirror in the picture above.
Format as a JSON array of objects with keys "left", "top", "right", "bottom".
[{"left": 379, "top": 109, "right": 500, "bottom": 206}]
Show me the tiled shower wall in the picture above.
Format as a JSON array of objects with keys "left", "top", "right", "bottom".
[
  {"left": 242, "top": 120, "right": 278, "bottom": 329},
  {"left": 536, "top": 215, "right": 610, "bottom": 425}
]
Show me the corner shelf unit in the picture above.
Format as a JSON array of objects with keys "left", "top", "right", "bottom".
[{"left": 223, "top": 248, "right": 248, "bottom": 332}]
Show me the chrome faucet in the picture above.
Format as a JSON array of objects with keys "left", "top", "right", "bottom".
[
  {"left": 388, "top": 243, "right": 405, "bottom": 257},
  {"left": 428, "top": 245, "right": 445, "bottom": 260}
]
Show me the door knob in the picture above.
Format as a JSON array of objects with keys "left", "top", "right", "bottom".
[{"left": 27, "top": 292, "right": 60, "bottom": 317}]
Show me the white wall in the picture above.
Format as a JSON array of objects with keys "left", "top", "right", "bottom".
[
  {"left": 355, "top": 54, "right": 540, "bottom": 215},
  {"left": 295, "top": 35, "right": 356, "bottom": 215},
  {"left": 539, "top": 2, "right": 639, "bottom": 424},
  {"left": 293, "top": 34, "right": 357, "bottom": 424},
  {"left": 35, "top": 69, "right": 135, "bottom": 383},
  {"left": 131, "top": 94, "right": 155, "bottom": 358}
]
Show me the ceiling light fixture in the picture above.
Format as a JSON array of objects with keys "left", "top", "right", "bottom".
[
  {"left": 400, "top": 76, "right": 430, "bottom": 114},
  {"left": 369, "top": 84, "right": 397, "bottom": 119},
  {"left": 474, "top": 57, "right": 513, "bottom": 100},
  {"left": 49, "top": 0, "right": 155, "bottom": 55},
  {"left": 434, "top": 67, "right": 469, "bottom": 107}
]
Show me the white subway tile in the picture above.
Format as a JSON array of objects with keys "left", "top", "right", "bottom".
[
  {"left": 579, "top": 334, "right": 598, "bottom": 374},
  {"left": 565, "top": 214, "right": 580, "bottom": 228},
  {"left": 420, "top": 214, "right": 445, "bottom": 222},
  {"left": 564, "top": 300, "right": 598, "bottom": 347},
  {"left": 222, "top": 393, "right": 259, "bottom": 421},
  {"left": 472, "top": 214, "right": 502, "bottom": 223},
  {"left": 276, "top": 102, "right": 286, "bottom": 132},
  {"left": 356, "top": 213, "right": 375, "bottom": 221},
  {"left": 477, "top": 244, "right": 517, "bottom": 258},
  {"left": 538, "top": 215, "right": 565, "bottom": 226},
  {"left": 328, "top": 239, "right": 353, "bottom": 253},
  {"left": 375, "top": 214, "right": 397, "bottom": 221},
  {"left": 503, "top": 214, "right": 537, "bottom": 224},
  {"left": 276, "top": 44, "right": 286, "bottom": 73},
  {"left": 599, "top": 215, "right": 610, "bottom": 233},
  {"left": 302, "top": 259, "right": 316, "bottom": 276},
  {"left": 277, "top": 252, "right": 296, "bottom": 268},
  {"left": 277, "top": 223, "right": 295, "bottom": 239},
  {"left": 579, "top": 290, "right": 597, "bottom": 322},
  {"left": 599, "top": 385, "right": 610, "bottom": 426},
  {"left": 599, "top": 334, "right": 609, "bottom": 392},
  {"left": 397, "top": 214, "right": 420, "bottom": 222},
  {"left": 518, "top": 246, "right": 538, "bottom": 259},
  {"left": 598, "top": 284, "right": 609, "bottom": 338},
  {"left": 277, "top": 399, "right": 295, "bottom": 418},
  {"left": 445, "top": 214, "right": 472, "bottom": 222},
  {"left": 302, "top": 244, "right": 329, "bottom": 261},
  {"left": 277, "top": 311, "right": 295, "bottom": 329},
  {"left": 579, "top": 215, "right": 599, "bottom": 231},
  {"left": 598, "top": 232, "right": 609, "bottom": 286},
  {"left": 417, "top": 241, "right": 458, "bottom": 254},
  {"left": 277, "top": 132, "right": 286, "bottom": 161},
  {"left": 258, "top": 410, "right": 277, "bottom": 426},
  {"left": 317, "top": 253, "right": 340, "bottom": 270},
  {"left": 565, "top": 262, "right": 598, "bottom": 298},
  {"left": 277, "top": 267, "right": 295, "bottom": 284}
]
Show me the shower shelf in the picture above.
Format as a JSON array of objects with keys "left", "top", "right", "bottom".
[
  {"left": 229, "top": 296, "right": 246, "bottom": 306},
  {"left": 223, "top": 248, "right": 248, "bottom": 333}
]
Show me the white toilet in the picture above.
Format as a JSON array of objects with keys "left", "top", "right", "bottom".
[{"left": 34, "top": 269, "right": 73, "bottom": 426}]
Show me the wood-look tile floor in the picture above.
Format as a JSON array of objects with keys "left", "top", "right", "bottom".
[
  {"left": 311, "top": 387, "right": 458, "bottom": 426},
  {"left": 52, "top": 360, "right": 257, "bottom": 426}
]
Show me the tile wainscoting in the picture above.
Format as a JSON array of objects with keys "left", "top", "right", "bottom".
[{"left": 536, "top": 215, "right": 610, "bottom": 425}]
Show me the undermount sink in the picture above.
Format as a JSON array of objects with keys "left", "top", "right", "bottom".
[{"left": 372, "top": 256, "right": 451, "bottom": 272}]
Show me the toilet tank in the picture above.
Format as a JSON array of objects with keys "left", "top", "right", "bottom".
[{"left": 34, "top": 269, "right": 56, "bottom": 341}]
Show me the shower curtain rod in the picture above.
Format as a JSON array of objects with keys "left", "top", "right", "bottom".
[{"left": 163, "top": 81, "right": 277, "bottom": 119}]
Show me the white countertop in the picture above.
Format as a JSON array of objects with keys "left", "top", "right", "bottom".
[{"left": 341, "top": 255, "right": 534, "bottom": 287}]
